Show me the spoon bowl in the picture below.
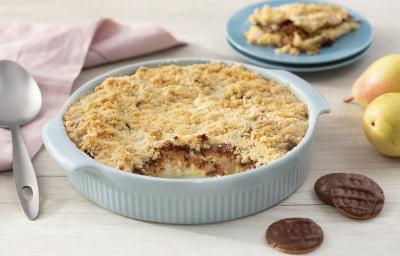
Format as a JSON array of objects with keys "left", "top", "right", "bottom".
[
  {"left": 0, "top": 60, "right": 42, "bottom": 125},
  {"left": 0, "top": 59, "right": 41, "bottom": 220}
]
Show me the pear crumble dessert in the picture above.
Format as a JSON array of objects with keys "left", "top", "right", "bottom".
[
  {"left": 244, "top": 3, "right": 360, "bottom": 55},
  {"left": 63, "top": 62, "right": 308, "bottom": 178}
]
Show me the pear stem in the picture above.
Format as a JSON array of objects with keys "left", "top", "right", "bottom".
[{"left": 343, "top": 96, "right": 354, "bottom": 103}]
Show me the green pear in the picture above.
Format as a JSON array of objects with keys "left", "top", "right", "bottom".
[
  {"left": 350, "top": 54, "right": 400, "bottom": 107},
  {"left": 363, "top": 93, "right": 400, "bottom": 156}
]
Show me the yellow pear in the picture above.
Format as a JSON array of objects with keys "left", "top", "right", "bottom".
[
  {"left": 363, "top": 93, "right": 400, "bottom": 156},
  {"left": 349, "top": 54, "right": 400, "bottom": 107}
]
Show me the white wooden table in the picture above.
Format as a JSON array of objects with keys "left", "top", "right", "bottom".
[{"left": 1, "top": 0, "right": 399, "bottom": 255}]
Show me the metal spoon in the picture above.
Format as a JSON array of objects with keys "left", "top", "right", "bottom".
[{"left": 0, "top": 60, "right": 41, "bottom": 220}]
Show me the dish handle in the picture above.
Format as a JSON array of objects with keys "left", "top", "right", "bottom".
[
  {"left": 269, "top": 69, "right": 331, "bottom": 117},
  {"left": 42, "top": 117, "right": 94, "bottom": 173}
]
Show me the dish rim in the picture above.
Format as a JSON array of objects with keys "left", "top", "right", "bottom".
[
  {"left": 43, "top": 58, "right": 330, "bottom": 184},
  {"left": 225, "top": 0, "right": 374, "bottom": 65},
  {"left": 227, "top": 39, "right": 372, "bottom": 72}
]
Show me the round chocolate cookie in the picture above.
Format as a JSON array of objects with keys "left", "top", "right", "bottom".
[
  {"left": 266, "top": 218, "right": 324, "bottom": 254},
  {"left": 314, "top": 173, "right": 346, "bottom": 205},
  {"left": 330, "top": 174, "right": 384, "bottom": 219}
]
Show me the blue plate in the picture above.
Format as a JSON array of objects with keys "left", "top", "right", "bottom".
[
  {"left": 226, "top": 0, "right": 373, "bottom": 65},
  {"left": 228, "top": 39, "right": 371, "bottom": 72}
]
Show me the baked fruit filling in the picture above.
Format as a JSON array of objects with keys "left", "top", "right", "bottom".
[
  {"left": 63, "top": 62, "right": 308, "bottom": 178},
  {"left": 244, "top": 3, "right": 360, "bottom": 55},
  {"left": 143, "top": 139, "right": 256, "bottom": 178}
]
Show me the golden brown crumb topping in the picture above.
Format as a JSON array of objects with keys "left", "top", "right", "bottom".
[
  {"left": 63, "top": 62, "right": 308, "bottom": 178},
  {"left": 244, "top": 3, "right": 359, "bottom": 55}
]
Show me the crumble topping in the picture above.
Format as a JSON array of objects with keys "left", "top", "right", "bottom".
[
  {"left": 63, "top": 62, "right": 308, "bottom": 178},
  {"left": 244, "top": 3, "right": 360, "bottom": 55}
]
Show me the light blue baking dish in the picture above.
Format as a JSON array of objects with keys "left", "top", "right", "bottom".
[{"left": 42, "top": 59, "right": 330, "bottom": 224}]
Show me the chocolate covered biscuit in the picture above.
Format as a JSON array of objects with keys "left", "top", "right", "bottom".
[
  {"left": 266, "top": 218, "right": 324, "bottom": 254},
  {"left": 330, "top": 174, "right": 384, "bottom": 219},
  {"left": 314, "top": 173, "right": 346, "bottom": 205}
]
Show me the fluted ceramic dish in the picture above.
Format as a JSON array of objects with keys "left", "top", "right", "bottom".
[{"left": 42, "top": 59, "right": 330, "bottom": 224}]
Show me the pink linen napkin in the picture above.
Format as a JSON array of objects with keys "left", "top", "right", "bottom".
[{"left": 0, "top": 18, "right": 181, "bottom": 171}]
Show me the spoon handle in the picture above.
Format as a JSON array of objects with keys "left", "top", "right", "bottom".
[{"left": 11, "top": 125, "right": 39, "bottom": 220}]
